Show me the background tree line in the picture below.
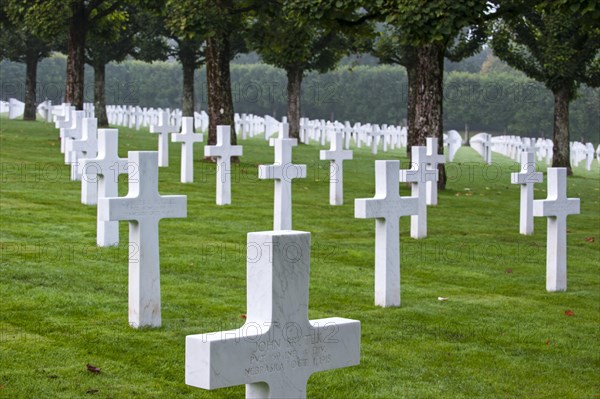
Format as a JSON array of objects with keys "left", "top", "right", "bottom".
[{"left": 1, "top": 56, "right": 598, "bottom": 143}]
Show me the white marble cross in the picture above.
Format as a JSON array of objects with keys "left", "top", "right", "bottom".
[
  {"left": 133, "top": 106, "right": 144, "bottom": 130},
  {"left": 98, "top": 151, "right": 187, "bottom": 327},
  {"left": 150, "top": 110, "right": 176, "bottom": 167},
  {"left": 425, "top": 137, "right": 445, "bottom": 206},
  {"left": 61, "top": 110, "right": 84, "bottom": 157},
  {"left": 54, "top": 103, "right": 71, "bottom": 131},
  {"left": 186, "top": 230, "right": 360, "bottom": 399},
  {"left": 511, "top": 151, "right": 543, "bottom": 235},
  {"left": 63, "top": 111, "right": 86, "bottom": 181},
  {"left": 80, "top": 129, "right": 129, "bottom": 247},
  {"left": 585, "top": 143, "right": 595, "bottom": 171},
  {"left": 343, "top": 121, "right": 353, "bottom": 149},
  {"left": 400, "top": 146, "right": 437, "bottom": 239},
  {"left": 204, "top": 125, "right": 243, "bottom": 205},
  {"left": 355, "top": 161, "right": 419, "bottom": 307},
  {"left": 67, "top": 117, "right": 98, "bottom": 190},
  {"left": 370, "top": 125, "right": 383, "bottom": 155},
  {"left": 533, "top": 168, "right": 580, "bottom": 292},
  {"left": 37, "top": 100, "right": 53, "bottom": 122},
  {"left": 171, "top": 116, "right": 204, "bottom": 183},
  {"left": 469, "top": 133, "right": 492, "bottom": 164},
  {"left": 482, "top": 133, "right": 492, "bottom": 164},
  {"left": 8, "top": 98, "right": 24, "bottom": 119},
  {"left": 320, "top": 130, "right": 353, "bottom": 205},
  {"left": 259, "top": 123, "right": 307, "bottom": 230},
  {"left": 445, "top": 130, "right": 462, "bottom": 162}
]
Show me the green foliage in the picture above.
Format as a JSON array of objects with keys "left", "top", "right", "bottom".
[
  {"left": 5, "top": 0, "right": 128, "bottom": 39},
  {"left": 491, "top": 4, "right": 600, "bottom": 96},
  {"left": 372, "top": 25, "right": 415, "bottom": 67},
  {"left": 0, "top": 1, "right": 53, "bottom": 63},
  {"left": 4, "top": 0, "right": 70, "bottom": 38},
  {"left": 165, "top": 0, "right": 246, "bottom": 40},
  {"left": 377, "top": 0, "right": 492, "bottom": 46},
  {"left": 291, "top": 0, "right": 493, "bottom": 48},
  {"left": 245, "top": 2, "right": 355, "bottom": 75},
  {"left": 0, "top": 118, "right": 599, "bottom": 398}
]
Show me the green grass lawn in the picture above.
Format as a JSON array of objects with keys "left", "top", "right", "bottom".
[{"left": 0, "top": 116, "right": 599, "bottom": 399}]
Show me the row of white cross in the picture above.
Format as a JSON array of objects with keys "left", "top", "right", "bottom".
[
  {"left": 469, "top": 131, "right": 599, "bottom": 171},
  {"left": 46, "top": 101, "right": 583, "bottom": 399},
  {"left": 6, "top": 98, "right": 600, "bottom": 171},
  {"left": 510, "top": 151, "right": 580, "bottom": 291},
  {"left": 50, "top": 106, "right": 361, "bottom": 398},
  {"left": 102, "top": 102, "right": 470, "bottom": 159},
  {"left": 356, "top": 149, "right": 581, "bottom": 309}
]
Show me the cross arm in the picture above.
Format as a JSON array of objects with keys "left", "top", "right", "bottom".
[
  {"left": 308, "top": 317, "right": 360, "bottom": 373},
  {"left": 204, "top": 145, "right": 225, "bottom": 158},
  {"left": 98, "top": 196, "right": 138, "bottom": 222},
  {"left": 186, "top": 327, "right": 259, "bottom": 390},
  {"left": 259, "top": 164, "right": 284, "bottom": 180},
  {"left": 355, "top": 198, "right": 384, "bottom": 219},
  {"left": 320, "top": 150, "right": 353, "bottom": 162},
  {"left": 533, "top": 198, "right": 580, "bottom": 218},
  {"left": 511, "top": 171, "right": 543, "bottom": 185},
  {"left": 399, "top": 168, "right": 438, "bottom": 183},
  {"left": 172, "top": 133, "right": 204, "bottom": 143},
  {"left": 149, "top": 125, "right": 172, "bottom": 135}
]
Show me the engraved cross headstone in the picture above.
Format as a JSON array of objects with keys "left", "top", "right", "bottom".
[
  {"left": 511, "top": 151, "right": 543, "bottom": 235},
  {"left": 204, "top": 125, "right": 243, "bottom": 205},
  {"left": 355, "top": 160, "right": 419, "bottom": 307},
  {"left": 80, "top": 129, "right": 129, "bottom": 246},
  {"left": 320, "top": 130, "right": 353, "bottom": 205},
  {"left": 98, "top": 151, "right": 187, "bottom": 327},
  {"left": 150, "top": 110, "right": 176, "bottom": 167},
  {"left": 533, "top": 167, "right": 580, "bottom": 292},
  {"left": 400, "top": 146, "right": 437, "bottom": 239},
  {"left": 67, "top": 117, "right": 98, "bottom": 186},
  {"left": 258, "top": 123, "right": 307, "bottom": 230},
  {"left": 186, "top": 230, "right": 360, "bottom": 399},
  {"left": 171, "top": 116, "right": 204, "bottom": 183},
  {"left": 425, "top": 137, "right": 445, "bottom": 206}
]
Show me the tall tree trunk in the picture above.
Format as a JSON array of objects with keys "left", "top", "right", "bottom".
[
  {"left": 286, "top": 68, "right": 303, "bottom": 140},
  {"left": 406, "top": 62, "right": 417, "bottom": 155},
  {"left": 181, "top": 54, "right": 196, "bottom": 118},
  {"left": 65, "top": 2, "right": 86, "bottom": 110},
  {"left": 551, "top": 84, "right": 573, "bottom": 175},
  {"left": 408, "top": 42, "right": 446, "bottom": 189},
  {"left": 23, "top": 52, "right": 38, "bottom": 121},
  {"left": 93, "top": 63, "right": 108, "bottom": 127},
  {"left": 206, "top": 34, "right": 236, "bottom": 145}
]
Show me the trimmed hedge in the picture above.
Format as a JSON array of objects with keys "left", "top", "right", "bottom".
[{"left": 1, "top": 56, "right": 597, "bottom": 141}]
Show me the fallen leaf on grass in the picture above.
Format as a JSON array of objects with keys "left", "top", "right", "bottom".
[
  {"left": 545, "top": 339, "right": 551, "bottom": 345},
  {"left": 465, "top": 192, "right": 473, "bottom": 197},
  {"left": 86, "top": 364, "right": 101, "bottom": 374},
  {"left": 505, "top": 268, "right": 513, "bottom": 274},
  {"left": 437, "top": 297, "right": 448, "bottom": 301},
  {"left": 564, "top": 310, "right": 574, "bottom": 316},
  {"left": 455, "top": 192, "right": 461, "bottom": 196},
  {"left": 240, "top": 314, "right": 247, "bottom": 319},
  {"left": 585, "top": 237, "right": 595, "bottom": 243}
]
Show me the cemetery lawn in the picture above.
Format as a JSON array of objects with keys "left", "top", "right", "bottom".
[{"left": 1, "top": 116, "right": 599, "bottom": 399}]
